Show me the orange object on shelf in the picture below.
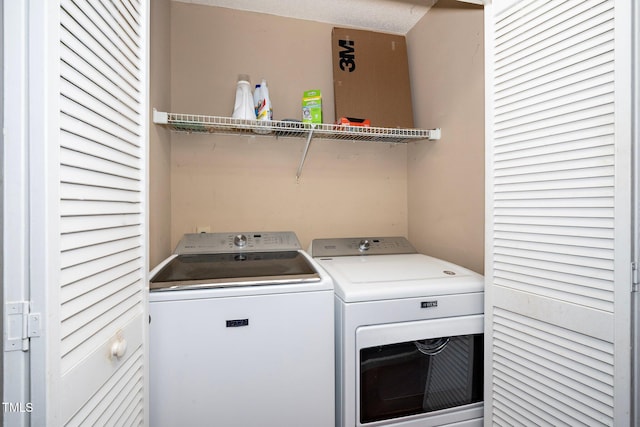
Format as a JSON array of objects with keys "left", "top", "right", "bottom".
[{"left": 336, "top": 117, "right": 371, "bottom": 127}]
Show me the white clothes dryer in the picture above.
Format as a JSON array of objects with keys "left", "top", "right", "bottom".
[{"left": 311, "top": 237, "right": 484, "bottom": 427}]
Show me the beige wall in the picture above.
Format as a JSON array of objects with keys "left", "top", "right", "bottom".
[
  {"left": 149, "top": 0, "right": 173, "bottom": 269},
  {"left": 407, "top": 0, "right": 485, "bottom": 273},
  {"left": 149, "top": 2, "right": 484, "bottom": 270},
  {"left": 167, "top": 3, "right": 408, "bottom": 251}
]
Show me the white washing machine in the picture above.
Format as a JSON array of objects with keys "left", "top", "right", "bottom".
[
  {"left": 149, "top": 232, "right": 334, "bottom": 427},
  {"left": 310, "top": 237, "right": 484, "bottom": 427}
]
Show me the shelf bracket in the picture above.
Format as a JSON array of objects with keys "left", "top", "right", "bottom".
[
  {"left": 428, "top": 128, "right": 442, "bottom": 140},
  {"left": 296, "top": 124, "right": 316, "bottom": 181},
  {"left": 153, "top": 108, "right": 168, "bottom": 124}
]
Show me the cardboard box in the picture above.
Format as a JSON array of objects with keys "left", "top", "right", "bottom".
[
  {"left": 332, "top": 27, "right": 414, "bottom": 128},
  {"left": 302, "top": 89, "right": 322, "bottom": 124}
]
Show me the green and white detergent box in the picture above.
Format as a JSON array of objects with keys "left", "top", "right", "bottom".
[{"left": 302, "top": 89, "right": 322, "bottom": 124}]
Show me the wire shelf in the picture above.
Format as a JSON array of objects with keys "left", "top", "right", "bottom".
[
  {"left": 153, "top": 110, "right": 441, "bottom": 143},
  {"left": 153, "top": 109, "right": 441, "bottom": 179}
]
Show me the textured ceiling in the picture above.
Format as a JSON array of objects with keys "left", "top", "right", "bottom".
[{"left": 172, "top": 0, "right": 442, "bottom": 34}]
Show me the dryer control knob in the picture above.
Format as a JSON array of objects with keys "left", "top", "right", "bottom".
[
  {"left": 359, "top": 239, "right": 371, "bottom": 251},
  {"left": 233, "top": 234, "right": 248, "bottom": 247}
]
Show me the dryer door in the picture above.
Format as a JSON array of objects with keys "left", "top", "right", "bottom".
[{"left": 356, "top": 315, "right": 484, "bottom": 426}]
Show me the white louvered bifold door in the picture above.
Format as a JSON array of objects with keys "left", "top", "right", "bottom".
[
  {"left": 485, "top": 0, "right": 633, "bottom": 425},
  {"left": 45, "top": 0, "right": 148, "bottom": 425}
]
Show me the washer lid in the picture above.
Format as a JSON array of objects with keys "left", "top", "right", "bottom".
[
  {"left": 150, "top": 250, "right": 320, "bottom": 291},
  {"left": 315, "top": 253, "right": 484, "bottom": 302}
]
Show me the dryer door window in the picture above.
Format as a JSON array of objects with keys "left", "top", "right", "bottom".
[
  {"left": 356, "top": 315, "right": 484, "bottom": 425},
  {"left": 360, "top": 334, "right": 483, "bottom": 423}
]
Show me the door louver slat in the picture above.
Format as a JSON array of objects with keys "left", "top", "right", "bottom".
[
  {"left": 493, "top": 309, "right": 614, "bottom": 425},
  {"left": 61, "top": 2, "right": 139, "bottom": 90}
]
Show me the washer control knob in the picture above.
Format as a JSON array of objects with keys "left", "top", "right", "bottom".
[
  {"left": 233, "top": 234, "right": 248, "bottom": 247},
  {"left": 359, "top": 239, "right": 371, "bottom": 252}
]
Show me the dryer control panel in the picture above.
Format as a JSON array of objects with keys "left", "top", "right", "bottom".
[{"left": 311, "top": 236, "right": 417, "bottom": 257}]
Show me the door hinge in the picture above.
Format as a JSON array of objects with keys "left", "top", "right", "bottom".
[
  {"left": 5, "top": 302, "right": 41, "bottom": 352},
  {"left": 633, "top": 262, "right": 639, "bottom": 293}
]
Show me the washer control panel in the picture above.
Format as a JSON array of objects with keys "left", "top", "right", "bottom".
[
  {"left": 175, "top": 231, "right": 302, "bottom": 254},
  {"left": 311, "top": 236, "right": 417, "bottom": 257}
]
